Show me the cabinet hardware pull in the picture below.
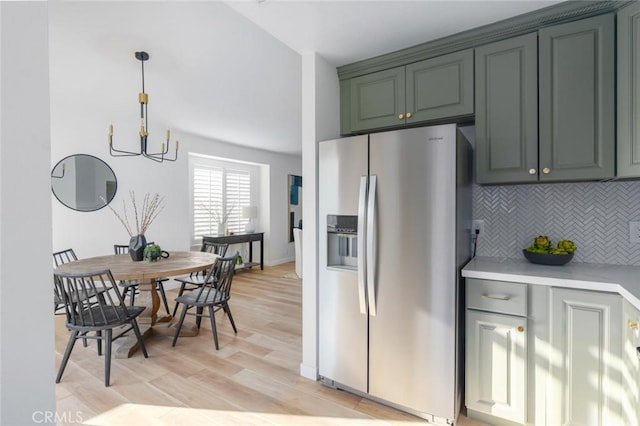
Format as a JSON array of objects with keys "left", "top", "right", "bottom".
[
  {"left": 528, "top": 168, "right": 536, "bottom": 175},
  {"left": 481, "top": 294, "right": 511, "bottom": 301},
  {"left": 398, "top": 113, "right": 404, "bottom": 120},
  {"left": 406, "top": 112, "right": 412, "bottom": 119},
  {"left": 629, "top": 320, "right": 639, "bottom": 330},
  {"left": 542, "top": 167, "right": 551, "bottom": 174},
  {"left": 517, "top": 326, "right": 525, "bottom": 333}
]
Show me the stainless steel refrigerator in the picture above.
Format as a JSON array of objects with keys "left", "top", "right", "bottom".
[{"left": 318, "top": 124, "right": 472, "bottom": 424}]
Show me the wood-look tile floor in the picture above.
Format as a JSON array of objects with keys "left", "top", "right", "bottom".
[{"left": 55, "top": 262, "right": 486, "bottom": 425}]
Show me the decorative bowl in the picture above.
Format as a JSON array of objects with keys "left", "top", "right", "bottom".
[{"left": 522, "top": 249, "right": 574, "bottom": 266}]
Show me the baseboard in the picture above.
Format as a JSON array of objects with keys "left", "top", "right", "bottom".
[
  {"left": 299, "top": 363, "right": 318, "bottom": 381},
  {"left": 266, "top": 256, "right": 295, "bottom": 266}
]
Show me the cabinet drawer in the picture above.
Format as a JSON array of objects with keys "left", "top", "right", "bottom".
[{"left": 467, "top": 278, "right": 527, "bottom": 316}]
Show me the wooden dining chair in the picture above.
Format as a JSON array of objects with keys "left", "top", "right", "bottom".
[
  {"left": 54, "top": 269, "right": 149, "bottom": 386},
  {"left": 172, "top": 254, "right": 238, "bottom": 350},
  {"left": 53, "top": 248, "right": 106, "bottom": 347},
  {"left": 171, "top": 241, "right": 229, "bottom": 317},
  {"left": 53, "top": 248, "right": 105, "bottom": 315},
  {"left": 114, "top": 244, "right": 171, "bottom": 315},
  {"left": 53, "top": 249, "right": 79, "bottom": 315},
  {"left": 53, "top": 248, "right": 78, "bottom": 268}
]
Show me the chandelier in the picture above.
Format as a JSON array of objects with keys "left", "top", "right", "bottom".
[{"left": 108, "top": 51, "right": 178, "bottom": 163}]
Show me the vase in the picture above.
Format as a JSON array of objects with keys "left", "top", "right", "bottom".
[
  {"left": 244, "top": 219, "right": 256, "bottom": 233},
  {"left": 217, "top": 223, "right": 226, "bottom": 237},
  {"left": 128, "top": 234, "right": 147, "bottom": 262}
]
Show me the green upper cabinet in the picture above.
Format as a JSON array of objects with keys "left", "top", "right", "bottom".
[
  {"left": 476, "top": 14, "right": 615, "bottom": 185},
  {"left": 347, "top": 49, "right": 473, "bottom": 133},
  {"left": 475, "top": 33, "right": 538, "bottom": 184},
  {"left": 617, "top": 2, "right": 640, "bottom": 178},
  {"left": 539, "top": 13, "right": 615, "bottom": 182},
  {"left": 349, "top": 66, "right": 406, "bottom": 132},
  {"left": 405, "top": 49, "right": 474, "bottom": 124},
  {"left": 339, "top": 4, "right": 620, "bottom": 184}
]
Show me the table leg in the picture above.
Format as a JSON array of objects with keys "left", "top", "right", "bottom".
[
  {"left": 114, "top": 278, "right": 158, "bottom": 358},
  {"left": 114, "top": 278, "right": 199, "bottom": 358},
  {"left": 137, "top": 278, "right": 161, "bottom": 326},
  {"left": 260, "top": 236, "right": 264, "bottom": 270}
]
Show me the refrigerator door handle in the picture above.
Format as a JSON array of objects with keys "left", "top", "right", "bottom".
[
  {"left": 357, "top": 175, "right": 368, "bottom": 315},
  {"left": 366, "top": 175, "right": 377, "bottom": 317}
]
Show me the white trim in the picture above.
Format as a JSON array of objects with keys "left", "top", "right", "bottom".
[
  {"left": 267, "top": 256, "right": 295, "bottom": 266},
  {"left": 299, "top": 363, "right": 318, "bottom": 381}
]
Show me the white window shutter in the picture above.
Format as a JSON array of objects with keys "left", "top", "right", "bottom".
[{"left": 191, "top": 160, "right": 254, "bottom": 241}]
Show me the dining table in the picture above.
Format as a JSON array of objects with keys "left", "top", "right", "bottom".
[{"left": 55, "top": 250, "right": 218, "bottom": 358}]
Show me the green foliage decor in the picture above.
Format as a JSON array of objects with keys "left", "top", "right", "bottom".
[
  {"left": 143, "top": 244, "right": 162, "bottom": 262},
  {"left": 525, "top": 235, "right": 577, "bottom": 255}
]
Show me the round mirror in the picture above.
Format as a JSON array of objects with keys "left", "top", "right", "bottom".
[{"left": 51, "top": 154, "right": 117, "bottom": 212}]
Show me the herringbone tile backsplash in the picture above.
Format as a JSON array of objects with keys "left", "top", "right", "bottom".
[{"left": 472, "top": 181, "right": 640, "bottom": 265}]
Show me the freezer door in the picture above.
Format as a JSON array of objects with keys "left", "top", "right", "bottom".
[
  {"left": 368, "top": 125, "right": 459, "bottom": 419},
  {"left": 318, "top": 135, "right": 369, "bottom": 393}
]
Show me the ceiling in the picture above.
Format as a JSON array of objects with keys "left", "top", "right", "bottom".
[
  {"left": 228, "top": 0, "right": 565, "bottom": 67},
  {"left": 49, "top": 1, "right": 564, "bottom": 157}
]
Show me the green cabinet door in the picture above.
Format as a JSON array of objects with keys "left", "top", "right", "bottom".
[
  {"left": 349, "top": 66, "right": 405, "bottom": 132},
  {"left": 405, "top": 49, "right": 474, "bottom": 124},
  {"left": 539, "top": 13, "right": 615, "bottom": 182},
  {"left": 474, "top": 33, "right": 538, "bottom": 184},
  {"left": 340, "top": 79, "right": 352, "bottom": 136},
  {"left": 618, "top": 3, "right": 640, "bottom": 178},
  {"left": 346, "top": 49, "right": 473, "bottom": 134}
]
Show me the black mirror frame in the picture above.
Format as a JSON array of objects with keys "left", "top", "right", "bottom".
[{"left": 51, "top": 154, "right": 118, "bottom": 212}]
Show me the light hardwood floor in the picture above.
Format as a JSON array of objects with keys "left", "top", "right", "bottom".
[{"left": 55, "top": 262, "right": 486, "bottom": 426}]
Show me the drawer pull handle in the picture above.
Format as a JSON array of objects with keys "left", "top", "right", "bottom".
[
  {"left": 517, "top": 326, "right": 525, "bottom": 333},
  {"left": 482, "top": 294, "right": 511, "bottom": 301},
  {"left": 629, "top": 320, "right": 639, "bottom": 330}
]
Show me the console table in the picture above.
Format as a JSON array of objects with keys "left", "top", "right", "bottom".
[{"left": 203, "top": 232, "right": 264, "bottom": 270}]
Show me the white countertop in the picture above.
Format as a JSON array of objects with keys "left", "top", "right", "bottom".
[{"left": 462, "top": 256, "right": 640, "bottom": 310}]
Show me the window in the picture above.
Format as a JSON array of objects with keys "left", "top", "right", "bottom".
[{"left": 190, "top": 154, "right": 258, "bottom": 243}]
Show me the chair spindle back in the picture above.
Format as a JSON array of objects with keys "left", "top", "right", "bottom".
[
  {"left": 202, "top": 241, "right": 229, "bottom": 256},
  {"left": 53, "top": 248, "right": 78, "bottom": 267},
  {"left": 54, "top": 270, "right": 131, "bottom": 328},
  {"left": 195, "top": 255, "right": 238, "bottom": 304}
]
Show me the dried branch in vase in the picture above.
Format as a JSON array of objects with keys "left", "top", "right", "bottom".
[
  {"left": 102, "top": 191, "right": 165, "bottom": 237},
  {"left": 200, "top": 202, "right": 234, "bottom": 224}
]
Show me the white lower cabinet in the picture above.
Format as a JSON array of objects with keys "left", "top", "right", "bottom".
[
  {"left": 466, "top": 310, "right": 527, "bottom": 424},
  {"left": 623, "top": 300, "right": 640, "bottom": 426},
  {"left": 548, "top": 288, "right": 623, "bottom": 426},
  {"left": 465, "top": 279, "right": 528, "bottom": 425},
  {"left": 465, "top": 278, "right": 636, "bottom": 426}
]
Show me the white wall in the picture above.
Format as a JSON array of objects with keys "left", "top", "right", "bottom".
[
  {"left": 48, "top": 2, "right": 302, "bottom": 156},
  {"left": 49, "top": 2, "right": 302, "bottom": 262},
  {"left": 0, "top": 2, "right": 56, "bottom": 423},
  {"left": 300, "top": 52, "right": 340, "bottom": 380}
]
